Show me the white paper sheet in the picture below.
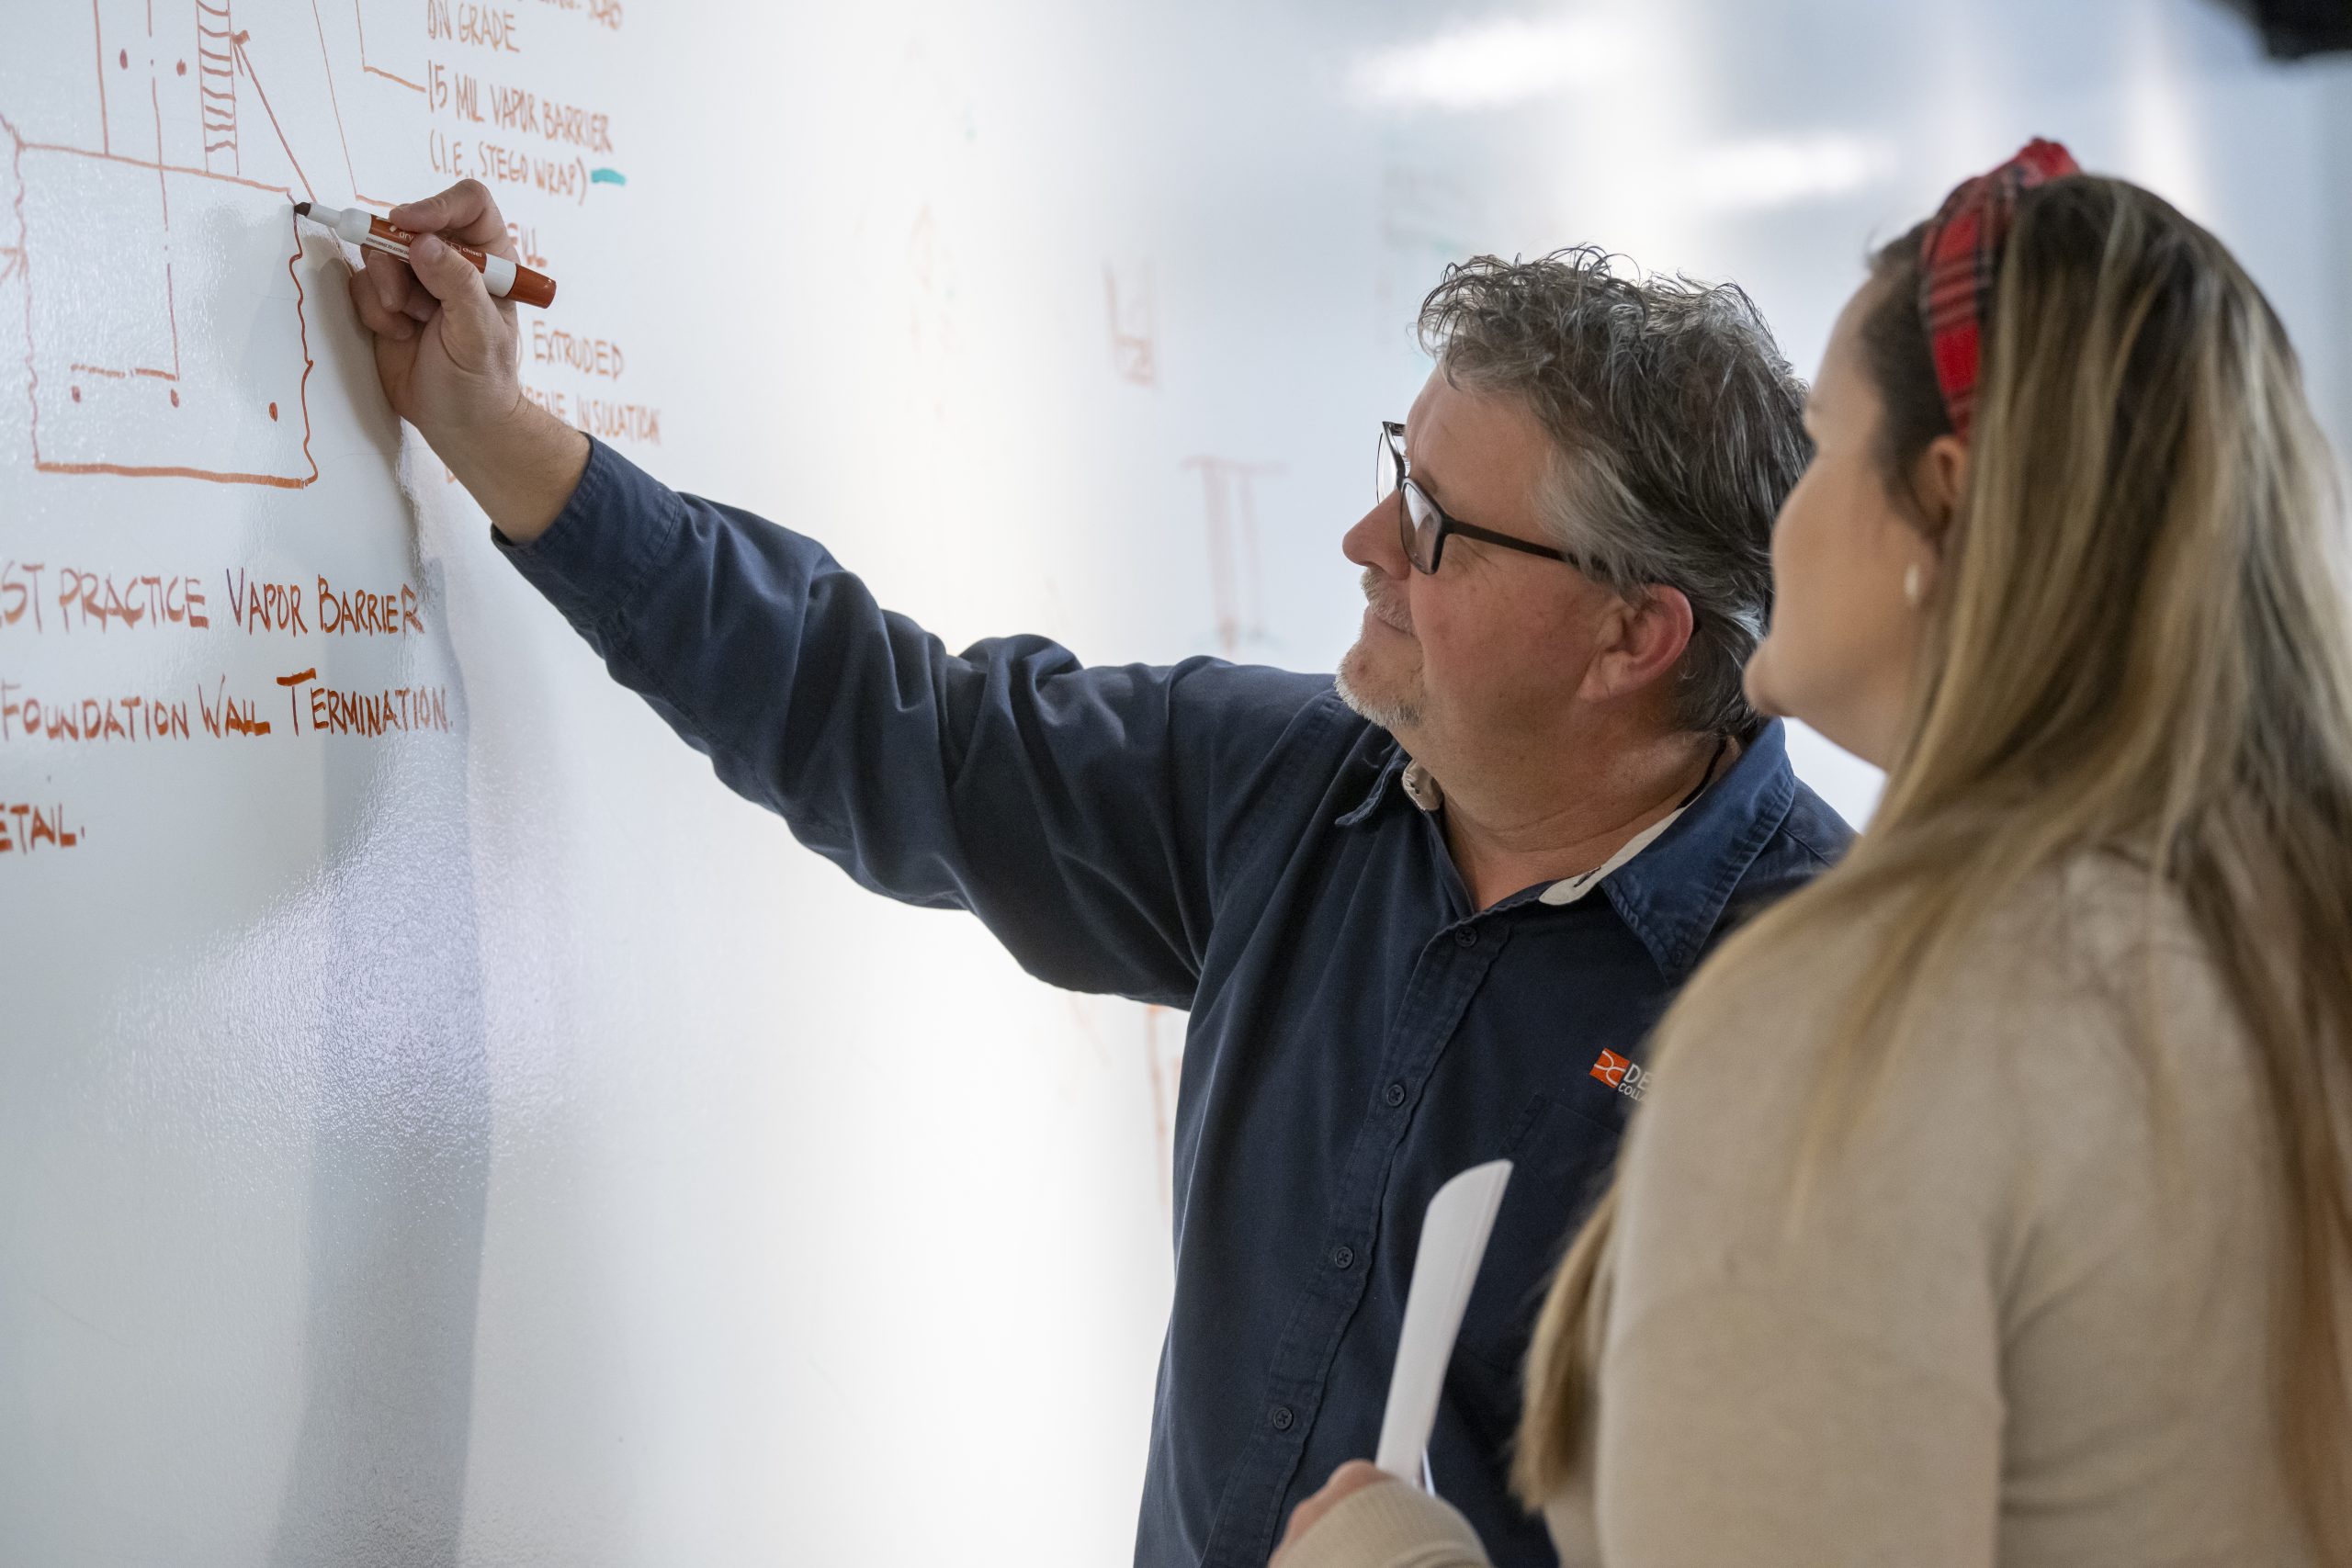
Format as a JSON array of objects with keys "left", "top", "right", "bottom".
[{"left": 1373, "top": 1158, "right": 1514, "bottom": 1486}]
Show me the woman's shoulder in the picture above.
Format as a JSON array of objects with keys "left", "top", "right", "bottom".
[
  {"left": 1661, "top": 848, "right": 2227, "bottom": 1108},
  {"left": 1620, "top": 849, "right": 2254, "bottom": 1300}
]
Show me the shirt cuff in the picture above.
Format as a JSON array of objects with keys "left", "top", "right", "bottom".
[
  {"left": 492, "top": 435, "right": 683, "bottom": 633},
  {"left": 1278, "top": 1479, "right": 1492, "bottom": 1568}
]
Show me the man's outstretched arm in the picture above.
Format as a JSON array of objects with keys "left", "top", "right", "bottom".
[{"left": 340, "top": 180, "right": 1329, "bottom": 1002}]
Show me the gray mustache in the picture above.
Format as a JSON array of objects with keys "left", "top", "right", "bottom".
[{"left": 1361, "top": 568, "right": 1413, "bottom": 634}]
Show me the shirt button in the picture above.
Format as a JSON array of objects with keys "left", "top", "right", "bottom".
[
  {"left": 1330, "top": 1245, "right": 1355, "bottom": 1270},
  {"left": 1384, "top": 1081, "right": 1408, "bottom": 1109},
  {"left": 1454, "top": 926, "right": 1478, "bottom": 949},
  {"left": 1270, "top": 1405, "right": 1295, "bottom": 1432}
]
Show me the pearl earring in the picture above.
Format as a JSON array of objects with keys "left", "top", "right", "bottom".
[{"left": 1904, "top": 563, "right": 1925, "bottom": 606}]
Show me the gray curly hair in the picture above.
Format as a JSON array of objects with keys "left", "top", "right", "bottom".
[{"left": 1419, "top": 248, "right": 1810, "bottom": 738}]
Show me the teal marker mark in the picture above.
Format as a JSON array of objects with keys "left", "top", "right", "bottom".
[{"left": 590, "top": 167, "right": 627, "bottom": 186}]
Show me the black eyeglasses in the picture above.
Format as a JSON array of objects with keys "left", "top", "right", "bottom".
[{"left": 1378, "top": 421, "right": 1599, "bottom": 577}]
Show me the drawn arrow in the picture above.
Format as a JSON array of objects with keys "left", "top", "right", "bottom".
[{"left": 230, "top": 29, "right": 316, "bottom": 202}]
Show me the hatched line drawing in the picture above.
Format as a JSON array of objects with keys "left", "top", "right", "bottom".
[{"left": 198, "top": 0, "right": 238, "bottom": 175}]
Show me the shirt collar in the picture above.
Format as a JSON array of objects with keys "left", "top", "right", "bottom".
[
  {"left": 1336, "top": 720, "right": 1800, "bottom": 979},
  {"left": 1333, "top": 748, "right": 1415, "bottom": 829},
  {"left": 1533, "top": 798, "right": 1691, "bottom": 908}
]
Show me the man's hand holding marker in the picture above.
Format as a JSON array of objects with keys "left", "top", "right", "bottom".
[{"left": 325, "top": 179, "right": 589, "bottom": 544}]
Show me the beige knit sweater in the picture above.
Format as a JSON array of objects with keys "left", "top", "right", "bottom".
[{"left": 1281, "top": 854, "right": 2319, "bottom": 1568}]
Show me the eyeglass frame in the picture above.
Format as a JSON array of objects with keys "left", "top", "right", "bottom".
[{"left": 1378, "top": 421, "right": 1601, "bottom": 577}]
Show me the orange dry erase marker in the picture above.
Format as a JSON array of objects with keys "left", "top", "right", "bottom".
[{"left": 294, "top": 200, "right": 558, "bottom": 309}]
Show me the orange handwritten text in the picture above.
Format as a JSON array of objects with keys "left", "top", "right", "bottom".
[
  {"left": 3, "top": 563, "right": 211, "bottom": 634},
  {"left": 0, "top": 561, "right": 44, "bottom": 630},
  {"left": 578, "top": 398, "right": 660, "bottom": 445},
  {"left": 530, "top": 321, "right": 624, "bottom": 378},
  {"left": 428, "top": 0, "right": 523, "bottom": 52},
  {"left": 197, "top": 677, "right": 275, "bottom": 737},
  {"left": 1, "top": 681, "right": 195, "bottom": 742},
  {"left": 0, "top": 801, "right": 81, "bottom": 856},
  {"left": 477, "top": 79, "right": 615, "bottom": 152},
  {"left": 224, "top": 569, "right": 310, "bottom": 634},
  {"left": 441, "top": 137, "right": 585, "bottom": 201},
  {"left": 536, "top": 96, "right": 614, "bottom": 152},
  {"left": 520, "top": 385, "right": 659, "bottom": 443},
  {"left": 277, "top": 669, "right": 453, "bottom": 737},
  {"left": 316, "top": 577, "right": 425, "bottom": 637},
  {"left": 475, "top": 141, "right": 530, "bottom": 184}
]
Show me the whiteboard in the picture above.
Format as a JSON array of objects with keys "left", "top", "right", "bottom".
[{"left": 2, "top": 2, "right": 2345, "bottom": 1563}]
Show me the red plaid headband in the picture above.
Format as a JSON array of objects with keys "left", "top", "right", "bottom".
[{"left": 1917, "top": 137, "right": 2081, "bottom": 439}]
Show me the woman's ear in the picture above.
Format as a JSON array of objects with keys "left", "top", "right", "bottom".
[{"left": 1910, "top": 434, "right": 1970, "bottom": 543}]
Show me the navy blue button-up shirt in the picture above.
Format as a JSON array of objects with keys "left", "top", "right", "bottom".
[{"left": 499, "top": 440, "right": 1853, "bottom": 1568}]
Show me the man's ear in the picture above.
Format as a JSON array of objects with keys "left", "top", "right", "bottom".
[
  {"left": 1578, "top": 585, "right": 1696, "bottom": 705},
  {"left": 1910, "top": 434, "right": 1970, "bottom": 543}
]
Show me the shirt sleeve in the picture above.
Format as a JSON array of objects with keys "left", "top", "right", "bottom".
[
  {"left": 1275, "top": 1479, "right": 1495, "bottom": 1568},
  {"left": 494, "top": 438, "right": 1331, "bottom": 1005}
]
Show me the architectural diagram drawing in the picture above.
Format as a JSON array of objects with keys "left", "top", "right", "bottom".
[{"left": 3, "top": 0, "right": 423, "bottom": 488}]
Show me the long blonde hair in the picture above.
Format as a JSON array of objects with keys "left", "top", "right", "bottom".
[{"left": 1514, "top": 174, "right": 2352, "bottom": 1559}]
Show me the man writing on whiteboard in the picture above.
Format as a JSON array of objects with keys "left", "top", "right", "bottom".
[{"left": 342, "top": 180, "right": 1849, "bottom": 1568}]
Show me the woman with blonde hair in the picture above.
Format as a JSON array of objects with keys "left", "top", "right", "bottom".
[{"left": 1274, "top": 141, "right": 2352, "bottom": 1566}]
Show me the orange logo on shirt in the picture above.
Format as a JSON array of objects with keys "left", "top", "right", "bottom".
[{"left": 1589, "top": 1049, "right": 1646, "bottom": 1101}]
